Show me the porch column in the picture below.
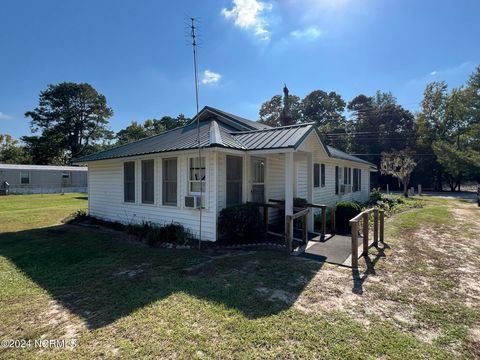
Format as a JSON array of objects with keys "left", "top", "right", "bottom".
[
  {"left": 306, "top": 153, "right": 314, "bottom": 232},
  {"left": 285, "top": 152, "right": 294, "bottom": 241}
]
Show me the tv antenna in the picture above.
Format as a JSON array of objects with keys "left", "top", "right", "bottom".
[{"left": 189, "top": 17, "right": 203, "bottom": 250}]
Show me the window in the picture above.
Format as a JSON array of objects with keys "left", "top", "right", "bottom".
[
  {"left": 335, "top": 166, "right": 339, "bottom": 195},
  {"left": 353, "top": 169, "right": 358, "bottom": 192},
  {"left": 226, "top": 156, "right": 243, "bottom": 206},
  {"left": 163, "top": 158, "right": 177, "bottom": 206},
  {"left": 141, "top": 159, "right": 155, "bottom": 204},
  {"left": 359, "top": 169, "right": 362, "bottom": 191},
  {"left": 62, "top": 172, "right": 70, "bottom": 179},
  {"left": 20, "top": 171, "right": 30, "bottom": 185},
  {"left": 353, "top": 168, "right": 362, "bottom": 192},
  {"left": 343, "top": 167, "right": 348, "bottom": 185},
  {"left": 314, "top": 164, "right": 320, "bottom": 188},
  {"left": 189, "top": 157, "right": 205, "bottom": 194},
  {"left": 321, "top": 164, "right": 325, "bottom": 187},
  {"left": 123, "top": 162, "right": 135, "bottom": 203}
]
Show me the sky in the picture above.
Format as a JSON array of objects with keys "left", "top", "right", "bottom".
[{"left": 1, "top": 0, "right": 479, "bottom": 139}]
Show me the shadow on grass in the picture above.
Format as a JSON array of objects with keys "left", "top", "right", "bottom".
[
  {"left": 0, "top": 224, "right": 324, "bottom": 330},
  {"left": 73, "top": 196, "right": 88, "bottom": 201},
  {"left": 352, "top": 242, "right": 390, "bottom": 295}
]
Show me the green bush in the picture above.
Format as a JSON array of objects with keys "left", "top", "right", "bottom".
[
  {"left": 72, "top": 208, "right": 89, "bottom": 221},
  {"left": 335, "top": 201, "right": 362, "bottom": 231},
  {"left": 145, "top": 222, "right": 189, "bottom": 246},
  {"left": 314, "top": 208, "right": 333, "bottom": 232},
  {"left": 218, "top": 203, "right": 262, "bottom": 243}
]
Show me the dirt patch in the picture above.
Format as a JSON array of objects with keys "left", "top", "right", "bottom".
[
  {"left": 290, "top": 199, "right": 480, "bottom": 352},
  {"left": 43, "top": 300, "right": 86, "bottom": 339}
]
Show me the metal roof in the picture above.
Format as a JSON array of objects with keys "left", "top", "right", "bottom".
[
  {"left": 232, "top": 123, "right": 314, "bottom": 150},
  {"left": 0, "top": 164, "right": 87, "bottom": 171},
  {"left": 73, "top": 107, "right": 375, "bottom": 169},
  {"left": 326, "top": 146, "right": 375, "bottom": 167}
]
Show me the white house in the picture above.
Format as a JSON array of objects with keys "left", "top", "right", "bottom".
[{"left": 75, "top": 105, "right": 376, "bottom": 241}]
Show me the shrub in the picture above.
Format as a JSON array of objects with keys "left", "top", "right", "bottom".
[
  {"left": 72, "top": 208, "right": 89, "bottom": 221},
  {"left": 124, "top": 221, "right": 191, "bottom": 246},
  {"left": 335, "top": 201, "right": 362, "bottom": 231},
  {"left": 369, "top": 188, "right": 382, "bottom": 203},
  {"left": 314, "top": 208, "right": 333, "bottom": 233},
  {"left": 218, "top": 203, "right": 262, "bottom": 243}
]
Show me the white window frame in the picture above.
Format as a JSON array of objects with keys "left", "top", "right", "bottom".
[
  {"left": 162, "top": 158, "right": 178, "bottom": 206},
  {"left": 188, "top": 156, "right": 206, "bottom": 195},
  {"left": 20, "top": 171, "right": 30, "bottom": 185}
]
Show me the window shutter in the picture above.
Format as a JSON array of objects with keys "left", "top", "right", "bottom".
[
  {"left": 321, "top": 164, "right": 325, "bottom": 187},
  {"left": 314, "top": 164, "right": 320, "bottom": 188},
  {"left": 335, "top": 166, "right": 339, "bottom": 195}
]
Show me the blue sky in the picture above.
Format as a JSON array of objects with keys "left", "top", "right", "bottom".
[{"left": 1, "top": 0, "right": 479, "bottom": 139}]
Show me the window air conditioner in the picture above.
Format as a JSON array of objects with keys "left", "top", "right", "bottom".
[{"left": 184, "top": 195, "right": 202, "bottom": 209}]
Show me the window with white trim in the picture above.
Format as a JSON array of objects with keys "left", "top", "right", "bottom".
[
  {"left": 141, "top": 159, "right": 155, "bottom": 204},
  {"left": 163, "top": 158, "right": 177, "bottom": 206},
  {"left": 189, "top": 157, "right": 206, "bottom": 194},
  {"left": 123, "top": 162, "right": 135, "bottom": 203},
  {"left": 20, "top": 171, "right": 30, "bottom": 184}
]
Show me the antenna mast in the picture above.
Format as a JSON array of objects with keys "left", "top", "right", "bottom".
[{"left": 190, "top": 17, "right": 203, "bottom": 249}]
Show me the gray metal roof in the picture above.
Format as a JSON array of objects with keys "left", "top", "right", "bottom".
[
  {"left": 232, "top": 123, "right": 314, "bottom": 150},
  {"left": 74, "top": 106, "right": 375, "bottom": 169},
  {"left": 327, "top": 146, "right": 375, "bottom": 167},
  {"left": 0, "top": 164, "right": 87, "bottom": 171}
]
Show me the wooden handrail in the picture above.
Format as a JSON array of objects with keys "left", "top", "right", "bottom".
[{"left": 349, "top": 208, "right": 385, "bottom": 268}]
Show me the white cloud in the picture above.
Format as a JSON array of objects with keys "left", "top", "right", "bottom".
[
  {"left": 429, "top": 71, "right": 438, "bottom": 76},
  {"left": 0, "top": 112, "right": 13, "bottom": 120},
  {"left": 290, "top": 26, "right": 325, "bottom": 40},
  {"left": 221, "top": 0, "right": 272, "bottom": 40},
  {"left": 202, "top": 70, "right": 221, "bottom": 85}
]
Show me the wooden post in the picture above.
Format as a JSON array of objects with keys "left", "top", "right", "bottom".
[
  {"left": 386, "top": 184, "right": 389, "bottom": 194},
  {"left": 362, "top": 212, "right": 369, "bottom": 256},
  {"left": 379, "top": 210, "right": 384, "bottom": 243},
  {"left": 286, "top": 215, "right": 293, "bottom": 253},
  {"left": 263, "top": 205, "right": 269, "bottom": 233},
  {"left": 373, "top": 208, "right": 379, "bottom": 246},
  {"left": 351, "top": 221, "right": 358, "bottom": 268},
  {"left": 331, "top": 208, "right": 336, "bottom": 234},
  {"left": 302, "top": 212, "right": 308, "bottom": 244},
  {"left": 418, "top": 184, "right": 422, "bottom": 196},
  {"left": 321, "top": 207, "right": 327, "bottom": 235},
  {"left": 411, "top": 186, "right": 415, "bottom": 196}
]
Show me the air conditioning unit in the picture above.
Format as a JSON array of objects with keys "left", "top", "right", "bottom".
[
  {"left": 184, "top": 195, "right": 202, "bottom": 209},
  {"left": 339, "top": 184, "right": 352, "bottom": 194}
]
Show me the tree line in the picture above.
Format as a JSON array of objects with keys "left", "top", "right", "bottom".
[{"left": 1, "top": 66, "right": 479, "bottom": 191}]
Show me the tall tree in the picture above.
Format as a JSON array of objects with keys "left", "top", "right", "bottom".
[
  {"left": 116, "top": 114, "right": 190, "bottom": 145},
  {"left": 0, "top": 134, "right": 31, "bottom": 164},
  {"left": 347, "top": 92, "right": 416, "bottom": 178},
  {"left": 24, "top": 82, "right": 114, "bottom": 163},
  {"left": 258, "top": 94, "right": 302, "bottom": 126},
  {"left": 301, "top": 90, "right": 346, "bottom": 132}
]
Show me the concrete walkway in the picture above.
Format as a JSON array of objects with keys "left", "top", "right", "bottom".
[{"left": 299, "top": 234, "right": 371, "bottom": 267}]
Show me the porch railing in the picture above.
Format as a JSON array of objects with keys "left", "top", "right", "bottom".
[{"left": 349, "top": 208, "right": 385, "bottom": 268}]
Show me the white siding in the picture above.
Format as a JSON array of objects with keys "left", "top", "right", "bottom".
[
  {"left": 299, "top": 132, "right": 371, "bottom": 207},
  {"left": 88, "top": 151, "right": 217, "bottom": 241}
]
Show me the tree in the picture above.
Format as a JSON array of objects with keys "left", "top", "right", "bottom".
[
  {"left": 347, "top": 92, "right": 416, "bottom": 190},
  {"left": 301, "top": 90, "right": 346, "bottom": 133},
  {"left": 24, "top": 82, "right": 114, "bottom": 163},
  {"left": 258, "top": 94, "right": 302, "bottom": 126},
  {"left": 116, "top": 114, "right": 190, "bottom": 145},
  {"left": 0, "top": 134, "right": 31, "bottom": 164},
  {"left": 380, "top": 151, "right": 417, "bottom": 197}
]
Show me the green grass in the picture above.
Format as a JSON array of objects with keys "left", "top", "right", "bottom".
[{"left": 0, "top": 194, "right": 478, "bottom": 359}]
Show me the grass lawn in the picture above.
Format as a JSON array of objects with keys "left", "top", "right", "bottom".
[{"left": 0, "top": 194, "right": 479, "bottom": 359}]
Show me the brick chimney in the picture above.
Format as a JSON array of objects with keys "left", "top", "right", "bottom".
[{"left": 279, "top": 84, "right": 294, "bottom": 126}]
